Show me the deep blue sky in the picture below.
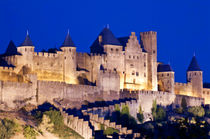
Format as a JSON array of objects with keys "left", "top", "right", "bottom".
[{"left": 0, "top": 0, "right": 210, "bottom": 83}]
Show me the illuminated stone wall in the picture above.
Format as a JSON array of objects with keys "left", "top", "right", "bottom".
[
  {"left": 174, "top": 82, "right": 193, "bottom": 96},
  {"left": 203, "top": 88, "right": 210, "bottom": 104},
  {"left": 124, "top": 32, "right": 148, "bottom": 90},
  {"left": 158, "top": 71, "right": 174, "bottom": 93}
]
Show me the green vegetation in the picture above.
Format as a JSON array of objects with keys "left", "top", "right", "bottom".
[
  {"left": 109, "top": 104, "right": 137, "bottom": 130},
  {"left": 121, "top": 104, "right": 129, "bottom": 115},
  {"left": 181, "top": 97, "right": 187, "bottom": 110},
  {"left": 100, "top": 124, "right": 119, "bottom": 135},
  {"left": 114, "top": 104, "right": 120, "bottom": 112},
  {"left": 188, "top": 106, "right": 205, "bottom": 117},
  {"left": 174, "top": 107, "right": 183, "bottom": 114},
  {"left": 205, "top": 109, "right": 210, "bottom": 118},
  {"left": 139, "top": 117, "right": 210, "bottom": 138},
  {"left": 34, "top": 109, "right": 83, "bottom": 139},
  {"left": 23, "top": 125, "right": 38, "bottom": 139},
  {"left": 137, "top": 104, "right": 144, "bottom": 123},
  {"left": 0, "top": 118, "right": 19, "bottom": 139},
  {"left": 151, "top": 100, "right": 157, "bottom": 120},
  {"left": 151, "top": 100, "right": 166, "bottom": 121},
  {"left": 104, "top": 127, "right": 119, "bottom": 135}
]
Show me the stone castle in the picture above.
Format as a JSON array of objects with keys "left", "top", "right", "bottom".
[{"left": 0, "top": 26, "right": 209, "bottom": 110}]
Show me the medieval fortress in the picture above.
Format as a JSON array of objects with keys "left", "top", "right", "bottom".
[{"left": 0, "top": 27, "right": 208, "bottom": 113}]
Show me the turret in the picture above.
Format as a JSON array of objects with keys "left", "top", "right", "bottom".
[
  {"left": 187, "top": 56, "right": 203, "bottom": 97},
  {"left": 140, "top": 31, "right": 157, "bottom": 91},
  {"left": 157, "top": 64, "right": 174, "bottom": 93},
  {"left": 17, "top": 30, "right": 35, "bottom": 69},
  {"left": 60, "top": 30, "right": 77, "bottom": 84}
]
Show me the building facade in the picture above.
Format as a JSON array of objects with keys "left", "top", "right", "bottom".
[{"left": 0, "top": 27, "right": 210, "bottom": 104}]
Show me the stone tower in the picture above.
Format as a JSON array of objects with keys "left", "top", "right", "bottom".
[
  {"left": 140, "top": 31, "right": 157, "bottom": 91},
  {"left": 60, "top": 30, "right": 77, "bottom": 84},
  {"left": 157, "top": 64, "right": 174, "bottom": 93},
  {"left": 17, "top": 31, "right": 35, "bottom": 70},
  {"left": 187, "top": 56, "right": 203, "bottom": 97},
  {"left": 90, "top": 27, "right": 124, "bottom": 88}
]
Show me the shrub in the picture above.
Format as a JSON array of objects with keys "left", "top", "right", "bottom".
[
  {"left": 151, "top": 100, "right": 157, "bottom": 120},
  {"left": 0, "top": 118, "right": 18, "bottom": 139},
  {"left": 181, "top": 97, "right": 187, "bottom": 110},
  {"left": 43, "top": 109, "right": 64, "bottom": 128},
  {"left": 188, "top": 106, "right": 205, "bottom": 117},
  {"left": 156, "top": 107, "right": 166, "bottom": 121},
  {"left": 151, "top": 100, "right": 166, "bottom": 121},
  {"left": 174, "top": 107, "right": 183, "bottom": 114},
  {"left": 103, "top": 127, "right": 119, "bottom": 135},
  {"left": 114, "top": 104, "right": 120, "bottom": 112},
  {"left": 23, "top": 125, "right": 38, "bottom": 139},
  {"left": 137, "top": 104, "right": 144, "bottom": 123},
  {"left": 205, "top": 109, "right": 210, "bottom": 118},
  {"left": 121, "top": 104, "right": 129, "bottom": 115}
]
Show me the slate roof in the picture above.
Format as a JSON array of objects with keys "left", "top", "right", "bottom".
[
  {"left": 20, "top": 34, "right": 33, "bottom": 46},
  {"left": 118, "top": 37, "right": 129, "bottom": 51},
  {"left": 90, "top": 27, "right": 122, "bottom": 54},
  {"left": 91, "top": 27, "right": 121, "bottom": 48},
  {"left": 3, "top": 40, "right": 21, "bottom": 56},
  {"left": 157, "top": 64, "right": 173, "bottom": 72},
  {"left": 187, "top": 56, "right": 202, "bottom": 71},
  {"left": 98, "top": 27, "right": 121, "bottom": 46},
  {"left": 61, "top": 31, "right": 75, "bottom": 47}
]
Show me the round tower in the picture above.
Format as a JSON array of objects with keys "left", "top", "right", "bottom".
[
  {"left": 157, "top": 64, "right": 174, "bottom": 93},
  {"left": 60, "top": 30, "right": 77, "bottom": 84},
  {"left": 17, "top": 30, "right": 35, "bottom": 70},
  {"left": 186, "top": 56, "right": 203, "bottom": 97}
]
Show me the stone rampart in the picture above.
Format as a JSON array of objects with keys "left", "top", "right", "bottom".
[
  {"left": 62, "top": 112, "right": 93, "bottom": 139},
  {"left": 174, "top": 95, "right": 204, "bottom": 107},
  {"left": 0, "top": 81, "right": 36, "bottom": 109}
]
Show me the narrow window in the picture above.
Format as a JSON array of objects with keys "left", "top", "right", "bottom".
[{"left": 136, "top": 72, "right": 139, "bottom": 76}]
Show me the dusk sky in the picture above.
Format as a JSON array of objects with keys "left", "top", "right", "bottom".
[{"left": 0, "top": 0, "right": 210, "bottom": 83}]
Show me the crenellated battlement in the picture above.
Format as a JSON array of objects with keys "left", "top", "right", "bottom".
[
  {"left": 175, "top": 82, "right": 192, "bottom": 87},
  {"left": 34, "top": 52, "right": 60, "bottom": 58},
  {"left": 140, "top": 31, "right": 157, "bottom": 35},
  {"left": 2, "top": 80, "right": 31, "bottom": 88},
  {"left": 0, "top": 66, "right": 15, "bottom": 72},
  {"left": 77, "top": 52, "right": 89, "bottom": 57}
]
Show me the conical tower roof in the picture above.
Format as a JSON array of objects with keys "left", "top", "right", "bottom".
[
  {"left": 97, "top": 27, "right": 121, "bottom": 46},
  {"left": 5, "top": 40, "right": 17, "bottom": 55},
  {"left": 20, "top": 31, "right": 33, "bottom": 46},
  {"left": 61, "top": 30, "right": 75, "bottom": 47},
  {"left": 187, "top": 56, "right": 202, "bottom": 71}
]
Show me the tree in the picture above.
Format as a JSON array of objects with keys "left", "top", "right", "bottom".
[
  {"left": 181, "top": 97, "right": 187, "bottom": 110},
  {"left": 152, "top": 100, "right": 157, "bottom": 120},
  {"left": 137, "top": 104, "right": 144, "bottom": 123},
  {"left": 151, "top": 100, "right": 166, "bottom": 121},
  {"left": 188, "top": 106, "right": 205, "bottom": 117},
  {"left": 114, "top": 104, "right": 120, "bottom": 112}
]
